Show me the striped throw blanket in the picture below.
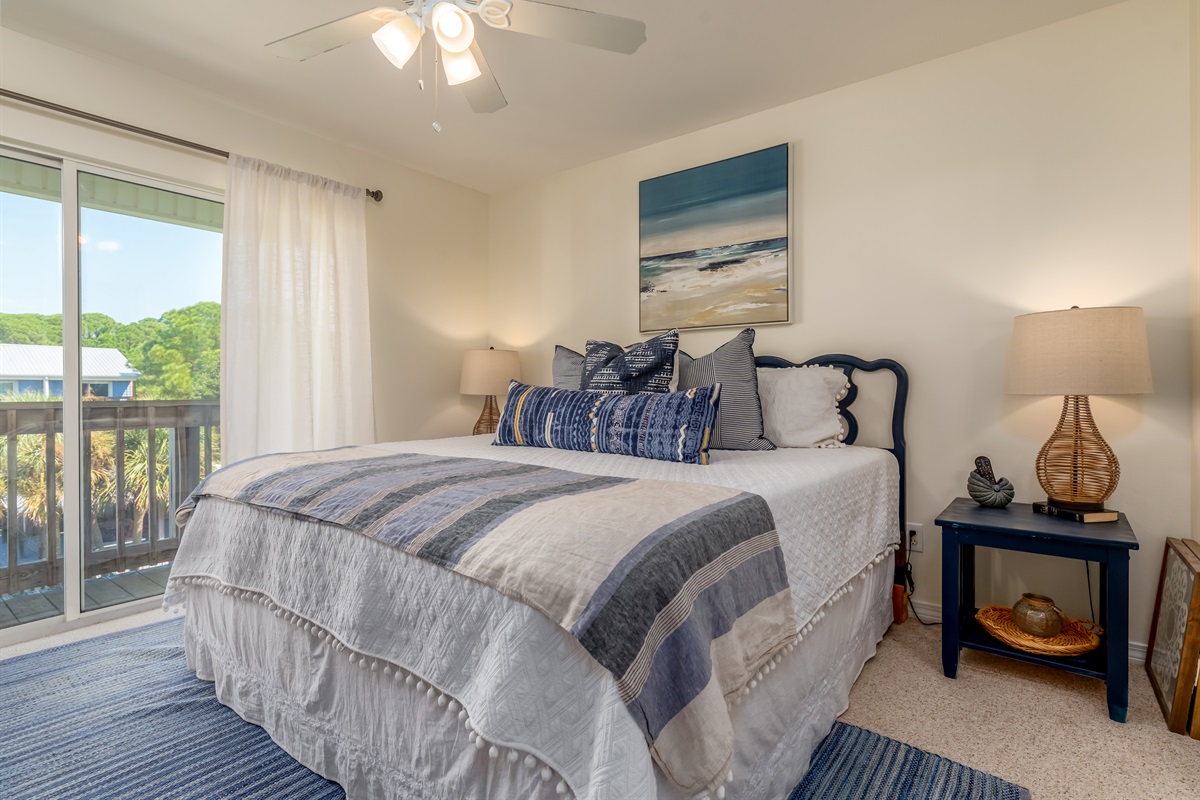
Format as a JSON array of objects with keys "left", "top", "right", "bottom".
[{"left": 177, "top": 446, "right": 798, "bottom": 792}]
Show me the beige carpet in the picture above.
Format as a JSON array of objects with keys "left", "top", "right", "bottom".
[{"left": 841, "top": 621, "right": 1200, "bottom": 800}]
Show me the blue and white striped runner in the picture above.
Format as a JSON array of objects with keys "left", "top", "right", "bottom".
[
  {"left": 0, "top": 619, "right": 343, "bottom": 800},
  {"left": 790, "top": 722, "right": 1030, "bottom": 800}
]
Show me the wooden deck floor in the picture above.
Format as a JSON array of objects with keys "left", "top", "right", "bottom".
[{"left": 0, "top": 563, "right": 172, "bottom": 630}]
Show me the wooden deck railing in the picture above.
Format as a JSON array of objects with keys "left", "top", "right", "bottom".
[{"left": 0, "top": 398, "right": 219, "bottom": 596}]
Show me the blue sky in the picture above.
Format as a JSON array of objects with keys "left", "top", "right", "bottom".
[{"left": 0, "top": 192, "right": 222, "bottom": 324}]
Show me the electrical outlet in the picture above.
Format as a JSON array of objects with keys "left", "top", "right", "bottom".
[{"left": 907, "top": 522, "right": 924, "bottom": 553}]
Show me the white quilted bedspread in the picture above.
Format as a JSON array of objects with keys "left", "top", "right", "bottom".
[
  {"left": 169, "top": 436, "right": 898, "bottom": 800},
  {"left": 386, "top": 436, "right": 900, "bottom": 629}
]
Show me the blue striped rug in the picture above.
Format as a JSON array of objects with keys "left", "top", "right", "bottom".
[
  {"left": 790, "top": 722, "right": 1031, "bottom": 800},
  {"left": 0, "top": 618, "right": 342, "bottom": 799},
  {"left": 2, "top": 619, "right": 1030, "bottom": 799}
]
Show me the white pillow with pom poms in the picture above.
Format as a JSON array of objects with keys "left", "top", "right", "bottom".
[{"left": 756, "top": 366, "right": 849, "bottom": 448}]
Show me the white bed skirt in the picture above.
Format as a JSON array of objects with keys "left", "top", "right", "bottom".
[{"left": 182, "top": 563, "right": 892, "bottom": 800}]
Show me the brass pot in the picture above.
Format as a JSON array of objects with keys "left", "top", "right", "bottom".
[{"left": 1011, "top": 593, "right": 1068, "bottom": 638}]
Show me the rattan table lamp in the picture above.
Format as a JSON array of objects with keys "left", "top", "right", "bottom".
[
  {"left": 461, "top": 347, "right": 521, "bottom": 436},
  {"left": 1006, "top": 306, "right": 1153, "bottom": 512}
]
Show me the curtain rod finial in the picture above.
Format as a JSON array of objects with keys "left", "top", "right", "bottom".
[{"left": 365, "top": 189, "right": 383, "bottom": 202}]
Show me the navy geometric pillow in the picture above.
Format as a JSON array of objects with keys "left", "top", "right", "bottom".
[
  {"left": 493, "top": 380, "right": 720, "bottom": 464},
  {"left": 580, "top": 329, "right": 679, "bottom": 393}
]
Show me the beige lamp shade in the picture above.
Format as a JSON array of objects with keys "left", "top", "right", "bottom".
[
  {"left": 1006, "top": 305, "right": 1152, "bottom": 513},
  {"left": 1006, "top": 306, "right": 1153, "bottom": 396},
  {"left": 460, "top": 348, "right": 521, "bottom": 397}
]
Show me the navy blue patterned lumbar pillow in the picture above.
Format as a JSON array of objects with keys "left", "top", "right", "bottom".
[
  {"left": 494, "top": 380, "right": 720, "bottom": 464},
  {"left": 678, "top": 328, "right": 775, "bottom": 451},
  {"left": 580, "top": 329, "right": 679, "bottom": 393}
]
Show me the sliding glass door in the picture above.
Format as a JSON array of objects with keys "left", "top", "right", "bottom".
[
  {"left": 0, "top": 154, "right": 66, "bottom": 628},
  {"left": 77, "top": 170, "right": 223, "bottom": 612},
  {"left": 0, "top": 151, "right": 222, "bottom": 630}
]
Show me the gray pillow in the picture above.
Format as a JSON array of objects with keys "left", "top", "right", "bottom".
[
  {"left": 678, "top": 328, "right": 775, "bottom": 451},
  {"left": 552, "top": 345, "right": 584, "bottom": 389}
]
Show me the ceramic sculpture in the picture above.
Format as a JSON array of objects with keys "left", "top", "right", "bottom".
[{"left": 967, "top": 455, "right": 1015, "bottom": 508}]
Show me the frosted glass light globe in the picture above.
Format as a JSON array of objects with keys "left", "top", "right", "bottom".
[
  {"left": 438, "top": 13, "right": 463, "bottom": 38},
  {"left": 431, "top": 2, "right": 474, "bottom": 53}
]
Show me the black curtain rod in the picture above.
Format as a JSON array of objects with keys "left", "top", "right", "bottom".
[{"left": 0, "top": 88, "right": 384, "bottom": 202}]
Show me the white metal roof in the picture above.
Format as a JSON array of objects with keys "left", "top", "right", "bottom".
[{"left": 0, "top": 343, "right": 142, "bottom": 381}]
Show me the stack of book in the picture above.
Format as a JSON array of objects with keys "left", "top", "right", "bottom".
[{"left": 1032, "top": 502, "right": 1118, "bottom": 524}]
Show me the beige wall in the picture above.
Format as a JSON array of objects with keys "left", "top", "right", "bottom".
[
  {"left": 1191, "top": 0, "right": 1200, "bottom": 543},
  {"left": 0, "top": 29, "right": 490, "bottom": 443},
  {"left": 488, "top": 0, "right": 1193, "bottom": 646}
]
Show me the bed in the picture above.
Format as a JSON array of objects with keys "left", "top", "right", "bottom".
[{"left": 164, "top": 353, "right": 909, "bottom": 800}]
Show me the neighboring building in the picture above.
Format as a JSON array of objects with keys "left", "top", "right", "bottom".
[{"left": 0, "top": 343, "right": 142, "bottom": 398}]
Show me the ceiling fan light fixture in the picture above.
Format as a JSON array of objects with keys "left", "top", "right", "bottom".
[
  {"left": 431, "top": 2, "right": 475, "bottom": 53},
  {"left": 371, "top": 15, "right": 423, "bottom": 70},
  {"left": 441, "top": 46, "right": 482, "bottom": 85}
]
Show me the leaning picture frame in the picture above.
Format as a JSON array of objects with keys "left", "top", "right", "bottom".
[
  {"left": 1145, "top": 537, "right": 1200, "bottom": 734},
  {"left": 1188, "top": 539, "right": 1200, "bottom": 740}
]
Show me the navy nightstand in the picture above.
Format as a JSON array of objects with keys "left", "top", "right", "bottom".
[{"left": 936, "top": 497, "right": 1139, "bottom": 722}]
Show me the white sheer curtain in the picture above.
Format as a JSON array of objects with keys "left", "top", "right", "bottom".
[{"left": 221, "top": 155, "right": 375, "bottom": 464}]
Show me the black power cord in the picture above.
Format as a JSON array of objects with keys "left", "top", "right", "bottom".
[
  {"left": 905, "top": 543, "right": 1097, "bottom": 629},
  {"left": 903, "top": 560, "right": 940, "bottom": 627},
  {"left": 1085, "top": 560, "right": 1096, "bottom": 623},
  {"left": 902, "top": 534, "right": 1099, "bottom": 628}
]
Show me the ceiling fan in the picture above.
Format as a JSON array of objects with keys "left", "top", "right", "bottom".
[{"left": 266, "top": 1, "right": 646, "bottom": 115}]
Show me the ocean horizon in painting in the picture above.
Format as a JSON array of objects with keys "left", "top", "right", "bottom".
[{"left": 640, "top": 144, "right": 789, "bottom": 331}]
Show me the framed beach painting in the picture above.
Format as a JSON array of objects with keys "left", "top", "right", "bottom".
[
  {"left": 639, "top": 144, "right": 790, "bottom": 332},
  {"left": 1145, "top": 537, "right": 1200, "bottom": 735}
]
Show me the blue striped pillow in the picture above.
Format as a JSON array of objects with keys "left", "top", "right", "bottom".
[
  {"left": 678, "top": 328, "right": 775, "bottom": 451},
  {"left": 494, "top": 381, "right": 720, "bottom": 465}
]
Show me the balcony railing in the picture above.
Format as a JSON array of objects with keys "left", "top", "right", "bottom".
[{"left": 0, "top": 398, "right": 219, "bottom": 597}]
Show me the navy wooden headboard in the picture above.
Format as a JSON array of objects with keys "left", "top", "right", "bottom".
[{"left": 755, "top": 354, "right": 910, "bottom": 580}]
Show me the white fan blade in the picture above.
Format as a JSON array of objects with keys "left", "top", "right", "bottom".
[
  {"left": 266, "top": 7, "right": 403, "bottom": 61},
  {"left": 504, "top": 0, "right": 646, "bottom": 54},
  {"left": 461, "top": 42, "right": 508, "bottom": 113}
]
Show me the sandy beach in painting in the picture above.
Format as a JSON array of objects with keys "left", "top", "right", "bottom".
[{"left": 640, "top": 236, "right": 788, "bottom": 330}]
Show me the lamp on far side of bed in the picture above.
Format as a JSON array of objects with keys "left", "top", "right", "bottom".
[
  {"left": 1006, "top": 306, "right": 1153, "bottom": 513},
  {"left": 461, "top": 347, "right": 521, "bottom": 435}
]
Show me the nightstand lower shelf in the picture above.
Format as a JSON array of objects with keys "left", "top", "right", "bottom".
[{"left": 958, "top": 609, "right": 1107, "bottom": 680}]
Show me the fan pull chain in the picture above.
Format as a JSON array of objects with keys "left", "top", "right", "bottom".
[
  {"left": 418, "top": 19, "right": 425, "bottom": 92},
  {"left": 432, "top": 49, "right": 442, "bottom": 132}
]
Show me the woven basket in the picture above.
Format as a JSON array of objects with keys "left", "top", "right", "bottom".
[{"left": 976, "top": 606, "right": 1102, "bottom": 657}]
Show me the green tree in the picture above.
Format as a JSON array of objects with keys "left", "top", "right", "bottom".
[
  {"left": 117, "top": 429, "right": 171, "bottom": 542},
  {"left": 81, "top": 312, "right": 127, "bottom": 345},
  {"left": 0, "top": 313, "right": 62, "bottom": 345},
  {"left": 0, "top": 431, "right": 123, "bottom": 555},
  {"left": 150, "top": 302, "right": 221, "bottom": 398},
  {"left": 1, "top": 301, "right": 221, "bottom": 401}
]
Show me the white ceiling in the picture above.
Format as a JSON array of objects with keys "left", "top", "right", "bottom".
[{"left": 0, "top": 0, "right": 1123, "bottom": 193}]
